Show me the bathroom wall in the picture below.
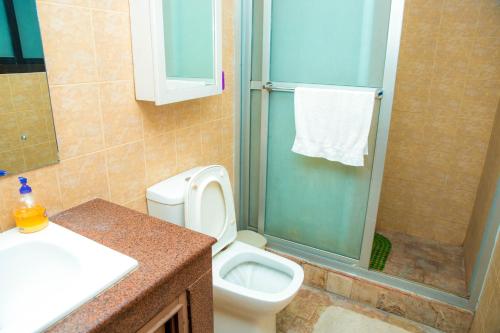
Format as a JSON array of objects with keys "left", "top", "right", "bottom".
[
  {"left": 0, "top": 0, "right": 235, "bottom": 232},
  {"left": 463, "top": 103, "right": 500, "bottom": 282},
  {"left": 0, "top": 72, "right": 58, "bottom": 174},
  {"left": 377, "top": 0, "right": 500, "bottom": 245},
  {"left": 469, "top": 235, "right": 500, "bottom": 332}
]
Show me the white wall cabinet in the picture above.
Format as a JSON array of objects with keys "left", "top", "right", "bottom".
[{"left": 129, "top": 0, "right": 223, "bottom": 105}]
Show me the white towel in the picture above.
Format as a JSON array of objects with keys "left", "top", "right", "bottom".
[{"left": 291, "top": 86, "right": 377, "bottom": 167}]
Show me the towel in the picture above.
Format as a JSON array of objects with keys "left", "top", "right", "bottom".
[{"left": 291, "top": 86, "right": 377, "bottom": 167}]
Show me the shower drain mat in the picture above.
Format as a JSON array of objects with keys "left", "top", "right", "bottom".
[{"left": 369, "top": 233, "right": 392, "bottom": 271}]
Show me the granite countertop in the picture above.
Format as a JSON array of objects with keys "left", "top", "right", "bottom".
[{"left": 47, "top": 199, "right": 215, "bottom": 333}]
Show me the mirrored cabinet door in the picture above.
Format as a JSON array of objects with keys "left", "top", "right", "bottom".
[
  {"left": 130, "top": 0, "right": 223, "bottom": 105},
  {"left": 0, "top": 0, "right": 58, "bottom": 176}
]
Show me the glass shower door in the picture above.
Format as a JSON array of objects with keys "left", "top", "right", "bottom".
[{"left": 249, "top": 0, "right": 393, "bottom": 261}]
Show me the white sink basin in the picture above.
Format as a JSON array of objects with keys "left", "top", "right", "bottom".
[{"left": 0, "top": 222, "right": 138, "bottom": 333}]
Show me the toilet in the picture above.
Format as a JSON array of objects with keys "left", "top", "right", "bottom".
[{"left": 147, "top": 165, "right": 304, "bottom": 333}]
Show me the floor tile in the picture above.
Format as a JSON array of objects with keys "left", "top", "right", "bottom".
[{"left": 377, "top": 231, "right": 467, "bottom": 297}]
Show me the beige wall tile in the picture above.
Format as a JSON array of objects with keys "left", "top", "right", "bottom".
[
  {"left": 144, "top": 133, "right": 177, "bottom": 186},
  {"left": 37, "top": 2, "right": 97, "bottom": 84},
  {"left": 200, "top": 95, "right": 222, "bottom": 121},
  {"left": 124, "top": 197, "right": 148, "bottom": 214},
  {"left": 476, "top": 0, "right": 500, "bottom": 39},
  {"left": 440, "top": 0, "right": 480, "bottom": 38},
  {"left": 175, "top": 125, "right": 203, "bottom": 172},
  {"left": 0, "top": 190, "right": 15, "bottom": 232},
  {"left": 220, "top": 117, "right": 234, "bottom": 157},
  {"left": 90, "top": 0, "right": 128, "bottom": 12},
  {"left": 404, "top": 0, "right": 443, "bottom": 37},
  {"left": 200, "top": 120, "right": 224, "bottom": 164},
  {"left": 142, "top": 104, "right": 176, "bottom": 138},
  {"left": 58, "top": 152, "right": 109, "bottom": 209},
  {"left": 106, "top": 142, "right": 146, "bottom": 205},
  {"left": 468, "top": 37, "right": 500, "bottom": 81},
  {"left": 92, "top": 10, "right": 133, "bottom": 81},
  {"left": 50, "top": 84, "right": 104, "bottom": 159},
  {"left": 99, "top": 81, "right": 143, "bottom": 147},
  {"left": 174, "top": 100, "right": 201, "bottom": 130}
]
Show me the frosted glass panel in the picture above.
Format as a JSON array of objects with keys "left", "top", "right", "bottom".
[
  {"left": 264, "top": 92, "right": 380, "bottom": 259},
  {"left": 270, "top": 0, "right": 391, "bottom": 87},
  {"left": 248, "top": 91, "right": 262, "bottom": 228},
  {"left": 163, "top": 0, "right": 214, "bottom": 80},
  {"left": 251, "top": 0, "right": 263, "bottom": 81}
]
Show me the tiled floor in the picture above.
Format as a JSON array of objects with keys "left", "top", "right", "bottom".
[
  {"left": 377, "top": 231, "right": 468, "bottom": 297},
  {"left": 277, "top": 286, "right": 442, "bottom": 333}
]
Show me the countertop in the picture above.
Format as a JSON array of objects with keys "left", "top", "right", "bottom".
[{"left": 47, "top": 199, "right": 215, "bottom": 333}]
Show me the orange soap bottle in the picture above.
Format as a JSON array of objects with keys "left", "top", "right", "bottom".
[{"left": 13, "top": 176, "right": 48, "bottom": 233}]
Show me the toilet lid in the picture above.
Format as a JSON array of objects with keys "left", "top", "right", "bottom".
[{"left": 185, "top": 165, "right": 237, "bottom": 256}]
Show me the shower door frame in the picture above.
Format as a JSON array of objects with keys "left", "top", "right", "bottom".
[{"left": 239, "top": 0, "right": 474, "bottom": 310}]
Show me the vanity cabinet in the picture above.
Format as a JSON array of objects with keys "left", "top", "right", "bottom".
[{"left": 48, "top": 199, "right": 216, "bottom": 333}]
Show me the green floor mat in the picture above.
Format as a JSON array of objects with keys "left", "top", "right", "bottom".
[{"left": 369, "top": 233, "right": 392, "bottom": 271}]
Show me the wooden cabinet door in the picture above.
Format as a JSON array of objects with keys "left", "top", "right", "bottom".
[{"left": 137, "top": 293, "right": 189, "bottom": 333}]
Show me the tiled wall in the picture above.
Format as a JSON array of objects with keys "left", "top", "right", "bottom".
[
  {"left": 378, "top": 0, "right": 500, "bottom": 245},
  {"left": 469, "top": 235, "right": 500, "bottom": 333},
  {"left": 0, "top": 72, "right": 58, "bottom": 174},
  {"left": 464, "top": 102, "right": 500, "bottom": 282},
  {"left": 0, "top": 0, "right": 235, "bottom": 232}
]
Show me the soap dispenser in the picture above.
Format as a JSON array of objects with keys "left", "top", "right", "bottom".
[{"left": 13, "top": 177, "right": 48, "bottom": 233}]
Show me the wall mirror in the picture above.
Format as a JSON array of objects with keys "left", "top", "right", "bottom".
[
  {"left": 0, "top": 0, "right": 58, "bottom": 176},
  {"left": 130, "top": 0, "right": 223, "bottom": 105}
]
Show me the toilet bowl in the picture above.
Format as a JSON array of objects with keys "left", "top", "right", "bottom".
[
  {"left": 147, "top": 165, "right": 303, "bottom": 333},
  {"left": 212, "top": 241, "right": 303, "bottom": 333}
]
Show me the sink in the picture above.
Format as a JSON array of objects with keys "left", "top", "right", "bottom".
[{"left": 0, "top": 222, "right": 138, "bottom": 333}]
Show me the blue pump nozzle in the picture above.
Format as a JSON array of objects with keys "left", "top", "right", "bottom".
[{"left": 18, "top": 176, "right": 32, "bottom": 194}]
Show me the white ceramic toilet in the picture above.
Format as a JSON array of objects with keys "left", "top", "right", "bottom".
[{"left": 147, "top": 165, "right": 304, "bottom": 333}]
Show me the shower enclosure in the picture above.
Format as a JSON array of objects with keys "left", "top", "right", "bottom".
[
  {"left": 240, "top": 0, "right": 400, "bottom": 269},
  {"left": 239, "top": 0, "right": 499, "bottom": 311}
]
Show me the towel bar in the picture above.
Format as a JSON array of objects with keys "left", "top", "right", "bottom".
[{"left": 263, "top": 82, "right": 384, "bottom": 100}]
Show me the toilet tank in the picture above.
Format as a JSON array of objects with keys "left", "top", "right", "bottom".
[{"left": 146, "top": 167, "right": 201, "bottom": 226}]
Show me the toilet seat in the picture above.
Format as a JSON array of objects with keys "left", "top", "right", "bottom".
[{"left": 185, "top": 165, "right": 237, "bottom": 255}]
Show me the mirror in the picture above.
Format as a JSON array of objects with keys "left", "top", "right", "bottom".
[
  {"left": 130, "top": 0, "right": 222, "bottom": 105},
  {"left": 164, "top": 0, "right": 215, "bottom": 83},
  {"left": 0, "top": 0, "right": 58, "bottom": 176}
]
